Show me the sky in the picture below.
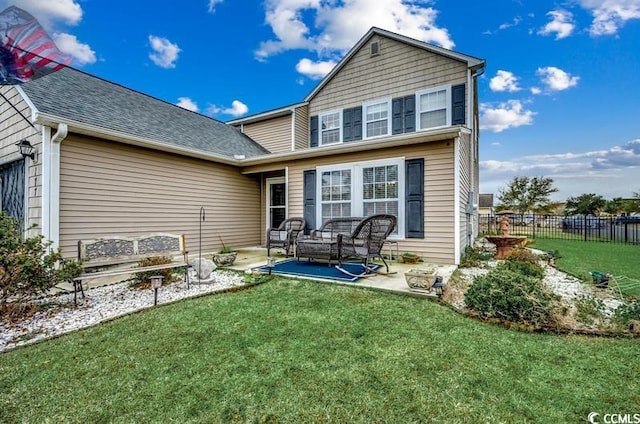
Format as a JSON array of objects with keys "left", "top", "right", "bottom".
[{"left": 2, "top": 0, "right": 639, "bottom": 202}]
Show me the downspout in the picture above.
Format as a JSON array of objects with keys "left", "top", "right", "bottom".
[
  {"left": 48, "top": 123, "right": 68, "bottom": 250},
  {"left": 467, "top": 66, "right": 485, "bottom": 244}
]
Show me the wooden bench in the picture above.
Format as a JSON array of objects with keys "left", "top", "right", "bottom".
[{"left": 71, "top": 233, "right": 190, "bottom": 305}]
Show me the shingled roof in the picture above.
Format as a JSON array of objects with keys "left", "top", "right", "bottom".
[{"left": 21, "top": 67, "right": 269, "bottom": 159}]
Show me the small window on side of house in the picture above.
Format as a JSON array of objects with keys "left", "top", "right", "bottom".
[{"left": 320, "top": 111, "right": 342, "bottom": 145}]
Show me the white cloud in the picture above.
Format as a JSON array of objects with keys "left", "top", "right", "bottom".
[
  {"left": 2, "top": 0, "right": 83, "bottom": 28},
  {"left": 208, "top": 0, "right": 224, "bottom": 13},
  {"left": 489, "top": 70, "right": 520, "bottom": 92},
  {"left": 480, "top": 139, "right": 640, "bottom": 199},
  {"left": 539, "top": 9, "right": 575, "bottom": 39},
  {"left": 255, "top": 0, "right": 454, "bottom": 60},
  {"left": 148, "top": 35, "right": 181, "bottom": 69},
  {"left": 530, "top": 87, "right": 542, "bottom": 95},
  {"left": 207, "top": 100, "right": 249, "bottom": 117},
  {"left": 52, "top": 32, "right": 96, "bottom": 65},
  {"left": 536, "top": 66, "right": 579, "bottom": 91},
  {"left": 480, "top": 100, "right": 536, "bottom": 133},
  {"left": 176, "top": 97, "right": 199, "bottom": 112},
  {"left": 579, "top": 0, "right": 640, "bottom": 36},
  {"left": 499, "top": 16, "right": 522, "bottom": 30},
  {"left": 295, "top": 58, "right": 336, "bottom": 79}
]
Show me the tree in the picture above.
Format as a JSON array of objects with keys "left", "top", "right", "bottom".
[
  {"left": 565, "top": 193, "right": 606, "bottom": 215},
  {"left": 497, "top": 176, "right": 558, "bottom": 214},
  {"left": 604, "top": 197, "right": 626, "bottom": 214}
]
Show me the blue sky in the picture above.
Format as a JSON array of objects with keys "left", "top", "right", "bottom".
[{"left": 4, "top": 0, "right": 639, "bottom": 202}]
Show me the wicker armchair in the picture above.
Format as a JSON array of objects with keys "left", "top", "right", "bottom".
[
  {"left": 337, "top": 214, "right": 397, "bottom": 275},
  {"left": 266, "top": 217, "right": 306, "bottom": 256}
]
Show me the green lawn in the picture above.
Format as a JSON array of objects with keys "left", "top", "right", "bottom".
[
  {"left": 1, "top": 280, "right": 639, "bottom": 423},
  {"left": 531, "top": 239, "right": 640, "bottom": 297}
]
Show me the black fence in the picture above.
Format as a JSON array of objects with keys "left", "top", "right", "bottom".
[{"left": 479, "top": 214, "right": 640, "bottom": 245}]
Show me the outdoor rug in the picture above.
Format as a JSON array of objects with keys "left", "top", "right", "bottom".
[{"left": 254, "top": 259, "right": 380, "bottom": 282}]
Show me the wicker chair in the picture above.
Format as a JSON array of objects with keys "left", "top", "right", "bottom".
[
  {"left": 336, "top": 214, "right": 397, "bottom": 276},
  {"left": 266, "top": 217, "right": 306, "bottom": 256}
]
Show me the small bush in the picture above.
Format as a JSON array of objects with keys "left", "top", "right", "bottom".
[
  {"left": 613, "top": 299, "right": 640, "bottom": 326},
  {"left": 465, "top": 268, "right": 559, "bottom": 328},
  {"left": 574, "top": 296, "right": 606, "bottom": 326},
  {"left": 504, "top": 248, "right": 540, "bottom": 265},
  {"left": 1, "top": 212, "right": 82, "bottom": 319},
  {"left": 460, "top": 245, "right": 493, "bottom": 268},
  {"left": 130, "top": 256, "right": 181, "bottom": 289},
  {"left": 497, "top": 260, "right": 545, "bottom": 279}
]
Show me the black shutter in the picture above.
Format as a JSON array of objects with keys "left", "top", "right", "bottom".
[
  {"left": 391, "top": 97, "right": 404, "bottom": 135},
  {"left": 352, "top": 106, "right": 362, "bottom": 141},
  {"left": 343, "top": 106, "right": 362, "bottom": 142},
  {"left": 310, "top": 115, "right": 318, "bottom": 147},
  {"left": 303, "top": 170, "right": 316, "bottom": 234},
  {"left": 451, "top": 84, "right": 466, "bottom": 125},
  {"left": 405, "top": 158, "right": 424, "bottom": 238},
  {"left": 403, "top": 95, "right": 415, "bottom": 133}
]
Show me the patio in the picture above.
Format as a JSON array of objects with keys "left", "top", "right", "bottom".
[{"left": 58, "top": 246, "right": 456, "bottom": 298}]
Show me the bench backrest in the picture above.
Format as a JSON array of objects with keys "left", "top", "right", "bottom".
[
  {"left": 313, "top": 217, "right": 363, "bottom": 240},
  {"left": 78, "top": 233, "right": 187, "bottom": 268}
]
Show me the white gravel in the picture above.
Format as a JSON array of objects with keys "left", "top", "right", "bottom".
[{"left": 1, "top": 270, "right": 246, "bottom": 353}]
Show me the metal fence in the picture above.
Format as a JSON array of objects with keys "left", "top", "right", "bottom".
[{"left": 479, "top": 214, "right": 640, "bottom": 245}]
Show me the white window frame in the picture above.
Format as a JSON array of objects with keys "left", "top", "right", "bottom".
[
  {"left": 319, "top": 109, "right": 342, "bottom": 146},
  {"left": 416, "top": 85, "right": 451, "bottom": 131},
  {"left": 363, "top": 98, "right": 391, "bottom": 140},
  {"left": 316, "top": 157, "right": 405, "bottom": 239}
]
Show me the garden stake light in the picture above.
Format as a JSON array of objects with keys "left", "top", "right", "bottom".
[{"left": 150, "top": 275, "right": 164, "bottom": 305}]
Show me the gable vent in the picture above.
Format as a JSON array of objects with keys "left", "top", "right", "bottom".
[{"left": 370, "top": 41, "right": 380, "bottom": 57}]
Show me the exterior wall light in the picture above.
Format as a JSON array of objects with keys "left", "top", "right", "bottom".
[{"left": 16, "top": 139, "right": 35, "bottom": 160}]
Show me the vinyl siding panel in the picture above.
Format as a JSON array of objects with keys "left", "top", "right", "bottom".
[
  {"left": 0, "top": 86, "right": 41, "bottom": 236},
  {"left": 243, "top": 139, "right": 457, "bottom": 263},
  {"left": 241, "top": 115, "right": 292, "bottom": 154},
  {"left": 294, "top": 104, "right": 309, "bottom": 150},
  {"left": 309, "top": 35, "right": 468, "bottom": 116},
  {"left": 58, "top": 135, "right": 261, "bottom": 259},
  {"left": 458, "top": 133, "right": 473, "bottom": 258}
]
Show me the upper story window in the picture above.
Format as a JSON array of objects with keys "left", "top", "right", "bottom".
[
  {"left": 416, "top": 85, "right": 451, "bottom": 130},
  {"left": 320, "top": 111, "right": 341, "bottom": 145},
  {"left": 363, "top": 99, "right": 390, "bottom": 139}
]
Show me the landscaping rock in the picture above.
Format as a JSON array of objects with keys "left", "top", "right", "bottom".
[{"left": 189, "top": 258, "right": 216, "bottom": 279}]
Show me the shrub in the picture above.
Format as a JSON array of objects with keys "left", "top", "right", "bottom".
[
  {"left": 130, "top": 256, "right": 180, "bottom": 289},
  {"left": 613, "top": 299, "right": 640, "bottom": 326},
  {"left": 0, "top": 212, "right": 81, "bottom": 319},
  {"left": 465, "top": 268, "right": 559, "bottom": 328},
  {"left": 574, "top": 296, "right": 606, "bottom": 326},
  {"left": 504, "top": 248, "right": 540, "bottom": 265},
  {"left": 497, "top": 260, "right": 545, "bottom": 279},
  {"left": 460, "top": 245, "right": 493, "bottom": 268}
]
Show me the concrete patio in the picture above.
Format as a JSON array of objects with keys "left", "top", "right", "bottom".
[{"left": 57, "top": 247, "right": 457, "bottom": 299}]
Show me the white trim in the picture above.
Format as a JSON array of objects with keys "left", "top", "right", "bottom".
[
  {"left": 291, "top": 108, "right": 296, "bottom": 151},
  {"left": 416, "top": 85, "right": 451, "bottom": 131},
  {"left": 318, "top": 109, "right": 343, "bottom": 146},
  {"left": 265, "top": 177, "right": 286, "bottom": 231},
  {"left": 41, "top": 126, "right": 51, "bottom": 244},
  {"left": 315, "top": 157, "right": 405, "bottom": 238},
  {"left": 21, "top": 156, "right": 29, "bottom": 232},
  {"left": 362, "top": 98, "right": 391, "bottom": 140},
  {"left": 453, "top": 137, "right": 461, "bottom": 265},
  {"left": 15, "top": 85, "right": 38, "bottom": 123}
]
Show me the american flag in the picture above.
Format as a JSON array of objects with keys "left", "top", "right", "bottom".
[{"left": 0, "top": 6, "right": 71, "bottom": 85}]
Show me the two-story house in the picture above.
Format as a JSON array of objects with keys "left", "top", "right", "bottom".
[{"left": 0, "top": 27, "right": 485, "bottom": 265}]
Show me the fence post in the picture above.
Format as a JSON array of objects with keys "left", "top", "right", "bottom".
[{"left": 532, "top": 214, "right": 536, "bottom": 239}]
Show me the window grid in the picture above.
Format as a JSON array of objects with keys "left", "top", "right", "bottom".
[
  {"left": 321, "top": 112, "right": 341, "bottom": 145},
  {"left": 364, "top": 101, "right": 389, "bottom": 138},
  {"left": 417, "top": 87, "right": 449, "bottom": 130},
  {"left": 320, "top": 169, "right": 351, "bottom": 222}
]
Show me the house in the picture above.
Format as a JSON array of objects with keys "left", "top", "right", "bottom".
[
  {"left": 478, "top": 194, "right": 495, "bottom": 216},
  {"left": 0, "top": 27, "right": 485, "bottom": 265}
]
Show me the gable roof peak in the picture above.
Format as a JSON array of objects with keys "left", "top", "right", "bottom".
[{"left": 304, "top": 26, "right": 485, "bottom": 103}]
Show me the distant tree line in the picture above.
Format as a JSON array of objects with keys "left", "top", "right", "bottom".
[{"left": 496, "top": 176, "right": 640, "bottom": 216}]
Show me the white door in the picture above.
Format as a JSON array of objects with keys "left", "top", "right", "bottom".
[{"left": 266, "top": 177, "right": 286, "bottom": 229}]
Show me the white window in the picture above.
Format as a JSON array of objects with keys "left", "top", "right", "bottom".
[
  {"left": 320, "top": 169, "right": 351, "bottom": 221},
  {"left": 320, "top": 111, "right": 341, "bottom": 145},
  {"left": 317, "top": 158, "right": 404, "bottom": 238},
  {"left": 416, "top": 85, "right": 451, "bottom": 130},
  {"left": 363, "top": 99, "right": 390, "bottom": 139}
]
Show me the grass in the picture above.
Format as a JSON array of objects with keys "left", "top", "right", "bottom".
[
  {"left": 1, "top": 280, "right": 639, "bottom": 423},
  {"left": 531, "top": 239, "right": 640, "bottom": 297}
]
